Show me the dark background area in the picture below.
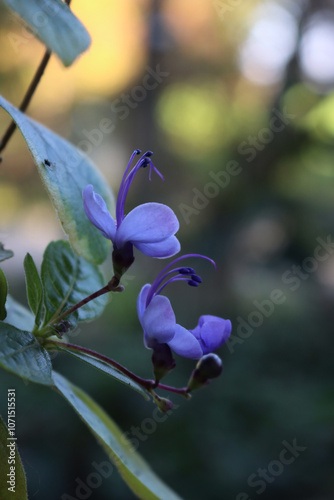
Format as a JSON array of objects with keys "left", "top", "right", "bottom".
[{"left": 1, "top": 1, "right": 334, "bottom": 499}]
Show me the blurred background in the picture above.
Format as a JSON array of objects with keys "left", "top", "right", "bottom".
[{"left": 0, "top": 0, "right": 334, "bottom": 499}]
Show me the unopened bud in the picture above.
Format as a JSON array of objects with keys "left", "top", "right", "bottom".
[
  {"left": 187, "top": 354, "right": 223, "bottom": 392},
  {"left": 112, "top": 242, "right": 134, "bottom": 279},
  {"left": 152, "top": 394, "right": 174, "bottom": 413},
  {"left": 152, "top": 343, "right": 176, "bottom": 383}
]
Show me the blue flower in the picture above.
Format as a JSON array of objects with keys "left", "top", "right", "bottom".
[
  {"left": 83, "top": 150, "right": 180, "bottom": 259},
  {"left": 137, "top": 255, "right": 232, "bottom": 359}
]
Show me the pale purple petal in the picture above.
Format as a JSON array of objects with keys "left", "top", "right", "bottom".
[
  {"left": 115, "top": 203, "right": 179, "bottom": 247},
  {"left": 191, "top": 316, "right": 232, "bottom": 354},
  {"left": 134, "top": 236, "right": 180, "bottom": 258},
  {"left": 136, "top": 284, "right": 151, "bottom": 325},
  {"left": 83, "top": 185, "right": 116, "bottom": 241},
  {"left": 142, "top": 295, "right": 176, "bottom": 344},
  {"left": 137, "top": 284, "right": 152, "bottom": 349},
  {"left": 167, "top": 324, "right": 203, "bottom": 359}
]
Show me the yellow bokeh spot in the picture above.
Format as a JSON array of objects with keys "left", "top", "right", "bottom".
[
  {"left": 156, "top": 82, "right": 231, "bottom": 156},
  {"left": 302, "top": 91, "right": 334, "bottom": 140},
  {"left": 0, "top": 184, "right": 21, "bottom": 226}
]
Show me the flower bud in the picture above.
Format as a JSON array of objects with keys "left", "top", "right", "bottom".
[
  {"left": 112, "top": 241, "right": 134, "bottom": 279},
  {"left": 152, "top": 393, "right": 174, "bottom": 413},
  {"left": 152, "top": 343, "right": 176, "bottom": 383},
  {"left": 187, "top": 353, "right": 223, "bottom": 392}
]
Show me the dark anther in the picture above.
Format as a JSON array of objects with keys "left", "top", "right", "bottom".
[
  {"left": 191, "top": 275, "right": 202, "bottom": 283},
  {"left": 135, "top": 149, "right": 141, "bottom": 155},
  {"left": 44, "top": 159, "right": 51, "bottom": 166},
  {"left": 144, "top": 151, "right": 153, "bottom": 157},
  {"left": 188, "top": 280, "right": 199, "bottom": 287},
  {"left": 141, "top": 157, "right": 151, "bottom": 168},
  {"left": 179, "top": 267, "right": 195, "bottom": 275}
]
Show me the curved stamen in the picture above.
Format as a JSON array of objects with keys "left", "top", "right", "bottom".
[
  {"left": 116, "top": 149, "right": 141, "bottom": 224},
  {"left": 146, "top": 266, "right": 197, "bottom": 306},
  {"left": 116, "top": 151, "right": 163, "bottom": 226},
  {"left": 116, "top": 152, "right": 148, "bottom": 225},
  {"left": 149, "top": 161, "right": 164, "bottom": 182},
  {"left": 155, "top": 275, "right": 196, "bottom": 298},
  {"left": 148, "top": 254, "right": 216, "bottom": 304},
  {"left": 118, "top": 154, "right": 149, "bottom": 218}
]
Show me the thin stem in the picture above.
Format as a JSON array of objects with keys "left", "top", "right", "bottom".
[
  {"left": 0, "top": 0, "right": 72, "bottom": 154},
  {"left": 48, "top": 276, "right": 122, "bottom": 326},
  {"left": 46, "top": 340, "right": 155, "bottom": 391},
  {"left": 0, "top": 50, "right": 51, "bottom": 153},
  {"left": 155, "top": 382, "right": 191, "bottom": 398},
  {"left": 45, "top": 340, "right": 191, "bottom": 398}
]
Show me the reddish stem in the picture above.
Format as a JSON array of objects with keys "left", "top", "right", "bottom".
[
  {"left": 46, "top": 340, "right": 190, "bottom": 397},
  {"left": 46, "top": 340, "right": 155, "bottom": 391},
  {"left": 48, "top": 276, "right": 121, "bottom": 326}
]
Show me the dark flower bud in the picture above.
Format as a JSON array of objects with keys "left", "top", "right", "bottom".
[
  {"left": 112, "top": 241, "right": 135, "bottom": 280},
  {"left": 152, "top": 343, "right": 176, "bottom": 383},
  {"left": 187, "top": 354, "right": 223, "bottom": 392}
]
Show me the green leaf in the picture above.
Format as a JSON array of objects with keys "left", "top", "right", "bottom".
[
  {"left": 4, "top": 296, "right": 35, "bottom": 332},
  {"left": 0, "top": 269, "right": 8, "bottom": 321},
  {"left": 0, "top": 243, "right": 14, "bottom": 262},
  {"left": 23, "top": 253, "right": 44, "bottom": 327},
  {"left": 47, "top": 343, "right": 150, "bottom": 400},
  {"left": 41, "top": 240, "right": 108, "bottom": 327},
  {"left": 0, "top": 322, "right": 53, "bottom": 385},
  {"left": 0, "top": 416, "right": 28, "bottom": 500},
  {"left": 53, "top": 372, "right": 183, "bottom": 500},
  {"left": 3, "top": 0, "right": 91, "bottom": 66},
  {"left": 0, "top": 96, "right": 114, "bottom": 264}
]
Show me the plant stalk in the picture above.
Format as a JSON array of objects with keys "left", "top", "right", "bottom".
[{"left": 0, "top": 0, "right": 72, "bottom": 154}]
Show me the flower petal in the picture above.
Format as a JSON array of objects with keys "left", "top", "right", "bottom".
[
  {"left": 167, "top": 324, "right": 203, "bottom": 359},
  {"left": 142, "top": 295, "right": 176, "bottom": 344},
  {"left": 83, "top": 185, "right": 116, "bottom": 240},
  {"left": 115, "top": 203, "right": 179, "bottom": 247},
  {"left": 136, "top": 284, "right": 151, "bottom": 324},
  {"left": 134, "top": 236, "right": 180, "bottom": 258},
  {"left": 191, "top": 316, "right": 232, "bottom": 354}
]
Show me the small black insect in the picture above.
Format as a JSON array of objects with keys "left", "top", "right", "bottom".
[{"left": 44, "top": 159, "right": 51, "bottom": 166}]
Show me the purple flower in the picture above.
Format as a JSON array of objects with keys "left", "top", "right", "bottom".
[
  {"left": 137, "top": 255, "right": 232, "bottom": 360},
  {"left": 83, "top": 150, "right": 180, "bottom": 260}
]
